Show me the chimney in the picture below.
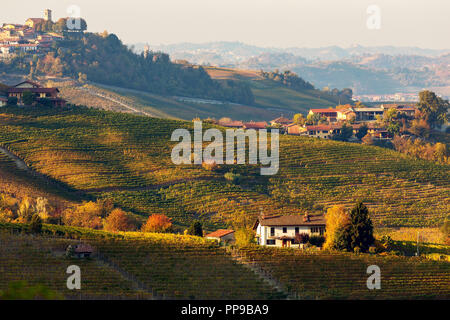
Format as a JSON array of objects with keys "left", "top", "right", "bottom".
[{"left": 303, "top": 213, "right": 310, "bottom": 222}]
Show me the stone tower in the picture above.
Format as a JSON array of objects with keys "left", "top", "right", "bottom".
[{"left": 44, "top": 9, "right": 52, "bottom": 22}]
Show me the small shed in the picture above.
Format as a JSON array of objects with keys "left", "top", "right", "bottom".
[
  {"left": 205, "top": 229, "right": 235, "bottom": 244},
  {"left": 73, "top": 243, "right": 94, "bottom": 258}
]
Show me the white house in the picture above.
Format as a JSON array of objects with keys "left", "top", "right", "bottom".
[{"left": 253, "top": 214, "right": 326, "bottom": 248}]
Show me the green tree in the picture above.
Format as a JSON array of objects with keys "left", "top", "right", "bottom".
[
  {"left": 416, "top": 90, "right": 449, "bottom": 129},
  {"left": 7, "top": 97, "right": 18, "bottom": 106},
  {"left": 348, "top": 202, "right": 374, "bottom": 252},
  {"left": 355, "top": 124, "right": 368, "bottom": 140},
  {"left": 293, "top": 113, "right": 306, "bottom": 126},
  {"left": 22, "top": 91, "right": 34, "bottom": 106},
  {"left": 333, "top": 123, "right": 353, "bottom": 141},
  {"left": 186, "top": 221, "right": 203, "bottom": 237}
]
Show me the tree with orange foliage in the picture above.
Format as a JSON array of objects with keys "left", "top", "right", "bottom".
[
  {"left": 323, "top": 205, "right": 350, "bottom": 250},
  {"left": 141, "top": 214, "right": 172, "bottom": 233},
  {"left": 103, "top": 208, "right": 135, "bottom": 232}
]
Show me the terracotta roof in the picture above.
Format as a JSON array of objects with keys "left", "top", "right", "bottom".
[
  {"left": 218, "top": 120, "right": 243, "bottom": 127},
  {"left": 205, "top": 229, "right": 235, "bottom": 238},
  {"left": 243, "top": 121, "right": 268, "bottom": 129},
  {"left": 74, "top": 244, "right": 93, "bottom": 253},
  {"left": 305, "top": 124, "right": 342, "bottom": 131},
  {"left": 256, "top": 214, "right": 326, "bottom": 227},
  {"left": 310, "top": 108, "right": 338, "bottom": 114}
]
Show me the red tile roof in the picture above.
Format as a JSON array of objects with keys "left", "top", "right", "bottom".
[
  {"left": 310, "top": 108, "right": 338, "bottom": 114},
  {"left": 205, "top": 229, "right": 235, "bottom": 238},
  {"left": 218, "top": 120, "right": 243, "bottom": 127},
  {"left": 243, "top": 121, "right": 268, "bottom": 129}
]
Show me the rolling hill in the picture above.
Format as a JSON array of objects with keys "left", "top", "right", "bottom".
[{"left": 0, "top": 106, "right": 448, "bottom": 234}]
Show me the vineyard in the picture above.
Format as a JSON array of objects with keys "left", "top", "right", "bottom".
[
  {"left": 238, "top": 246, "right": 450, "bottom": 299},
  {"left": 0, "top": 225, "right": 282, "bottom": 299},
  {"left": 0, "top": 106, "right": 448, "bottom": 232}
]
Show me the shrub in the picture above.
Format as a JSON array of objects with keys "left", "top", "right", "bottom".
[
  {"left": 186, "top": 221, "right": 203, "bottom": 237},
  {"left": 62, "top": 201, "right": 103, "bottom": 229},
  {"left": 141, "top": 214, "right": 172, "bottom": 233},
  {"left": 224, "top": 172, "right": 241, "bottom": 184},
  {"left": 309, "top": 235, "right": 325, "bottom": 247},
  {"left": 202, "top": 161, "right": 218, "bottom": 171},
  {"left": 30, "top": 214, "right": 42, "bottom": 234},
  {"left": 7, "top": 96, "right": 18, "bottom": 106},
  {"left": 295, "top": 233, "right": 310, "bottom": 244},
  {"left": 103, "top": 208, "right": 135, "bottom": 232}
]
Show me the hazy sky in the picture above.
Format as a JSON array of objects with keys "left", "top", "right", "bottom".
[{"left": 1, "top": 0, "right": 449, "bottom": 49}]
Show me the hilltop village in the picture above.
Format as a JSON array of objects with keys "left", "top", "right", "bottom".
[{"left": 0, "top": 9, "right": 85, "bottom": 59}]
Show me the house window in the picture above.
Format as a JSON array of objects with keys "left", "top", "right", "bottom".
[
  {"left": 283, "top": 227, "right": 287, "bottom": 233},
  {"left": 311, "top": 227, "right": 325, "bottom": 234},
  {"left": 270, "top": 227, "right": 275, "bottom": 236},
  {"left": 295, "top": 227, "right": 299, "bottom": 234},
  {"left": 266, "top": 239, "right": 275, "bottom": 245}
]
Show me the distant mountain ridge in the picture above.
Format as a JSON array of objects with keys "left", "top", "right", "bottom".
[{"left": 132, "top": 42, "right": 449, "bottom": 96}]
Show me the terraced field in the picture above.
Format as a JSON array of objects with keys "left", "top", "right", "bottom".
[
  {"left": 0, "top": 106, "right": 448, "bottom": 232},
  {"left": 238, "top": 246, "right": 450, "bottom": 299},
  {"left": 0, "top": 227, "right": 282, "bottom": 300},
  {"left": 0, "top": 232, "right": 146, "bottom": 299}
]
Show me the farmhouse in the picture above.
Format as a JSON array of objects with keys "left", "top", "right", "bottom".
[
  {"left": 352, "top": 107, "right": 384, "bottom": 121},
  {"left": 308, "top": 108, "right": 338, "bottom": 122},
  {"left": 286, "top": 123, "right": 307, "bottom": 135},
  {"left": 254, "top": 214, "right": 325, "bottom": 248},
  {"left": 304, "top": 124, "right": 343, "bottom": 139},
  {"left": 6, "top": 80, "right": 66, "bottom": 107},
  {"left": 270, "top": 116, "right": 293, "bottom": 127},
  {"left": 205, "top": 229, "right": 235, "bottom": 244}
]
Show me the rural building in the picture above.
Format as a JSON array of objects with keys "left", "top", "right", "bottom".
[
  {"left": 304, "top": 124, "right": 343, "bottom": 139},
  {"left": 270, "top": 116, "right": 293, "bottom": 127},
  {"left": 308, "top": 108, "right": 338, "bottom": 122},
  {"left": 217, "top": 119, "right": 244, "bottom": 128},
  {"left": 254, "top": 214, "right": 326, "bottom": 248},
  {"left": 205, "top": 229, "right": 235, "bottom": 244},
  {"left": 6, "top": 80, "right": 66, "bottom": 107},
  {"left": 380, "top": 104, "right": 417, "bottom": 117},
  {"left": 286, "top": 123, "right": 307, "bottom": 135},
  {"left": 25, "top": 18, "right": 45, "bottom": 29},
  {"left": 73, "top": 243, "right": 94, "bottom": 258},
  {"left": 242, "top": 121, "right": 268, "bottom": 130},
  {"left": 352, "top": 107, "right": 384, "bottom": 121}
]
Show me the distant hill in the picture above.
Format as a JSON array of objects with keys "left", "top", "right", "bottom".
[
  {"left": 137, "top": 42, "right": 450, "bottom": 96},
  {"left": 1, "top": 33, "right": 254, "bottom": 105}
]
